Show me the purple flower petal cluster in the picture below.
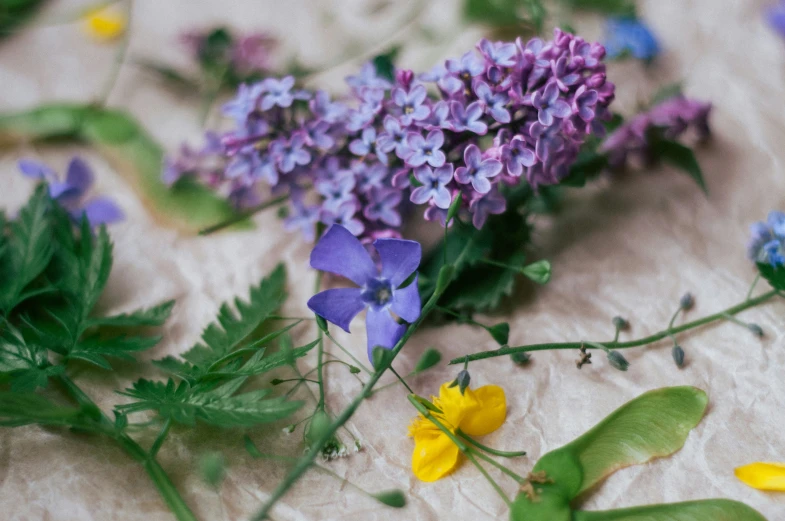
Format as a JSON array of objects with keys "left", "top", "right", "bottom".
[
  {"left": 600, "top": 95, "right": 712, "bottom": 169},
  {"left": 307, "top": 225, "right": 422, "bottom": 359},
  {"left": 166, "top": 29, "right": 614, "bottom": 242},
  {"left": 748, "top": 211, "right": 785, "bottom": 267},
  {"left": 179, "top": 28, "right": 276, "bottom": 78},
  {"left": 19, "top": 157, "right": 124, "bottom": 227}
]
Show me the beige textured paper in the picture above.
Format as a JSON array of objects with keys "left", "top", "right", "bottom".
[{"left": 0, "top": 1, "right": 784, "bottom": 520}]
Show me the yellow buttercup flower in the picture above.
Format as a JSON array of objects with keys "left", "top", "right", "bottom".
[
  {"left": 82, "top": 4, "right": 127, "bottom": 42},
  {"left": 408, "top": 382, "right": 506, "bottom": 482},
  {"left": 735, "top": 462, "right": 785, "bottom": 491}
]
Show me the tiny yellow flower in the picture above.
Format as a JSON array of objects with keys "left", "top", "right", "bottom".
[
  {"left": 735, "top": 462, "right": 785, "bottom": 491},
  {"left": 82, "top": 4, "right": 127, "bottom": 42},
  {"left": 408, "top": 382, "right": 506, "bottom": 482}
]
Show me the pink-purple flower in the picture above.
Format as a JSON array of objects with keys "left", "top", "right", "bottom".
[
  {"left": 410, "top": 165, "right": 454, "bottom": 209},
  {"left": 307, "top": 225, "right": 422, "bottom": 359},
  {"left": 454, "top": 145, "right": 502, "bottom": 194}
]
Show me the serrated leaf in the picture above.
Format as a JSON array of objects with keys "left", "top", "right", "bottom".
[
  {"left": 2, "top": 185, "right": 53, "bottom": 312},
  {"left": 652, "top": 139, "right": 708, "bottom": 194},
  {"left": 532, "top": 387, "right": 708, "bottom": 499},
  {"left": 10, "top": 365, "right": 63, "bottom": 392},
  {"left": 179, "top": 264, "right": 287, "bottom": 368},
  {"left": 203, "top": 338, "right": 317, "bottom": 380},
  {"left": 117, "top": 378, "right": 303, "bottom": 428},
  {"left": 88, "top": 300, "right": 175, "bottom": 328},
  {"left": 0, "top": 392, "right": 97, "bottom": 429},
  {"left": 573, "top": 500, "right": 766, "bottom": 521},
  {"left": 68, "top": 334, "right": 162, "bottom": 369}
]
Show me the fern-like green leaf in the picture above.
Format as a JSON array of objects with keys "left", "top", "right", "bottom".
[{"left": 87, "top": 300, "right": 175, "bottom": 328}]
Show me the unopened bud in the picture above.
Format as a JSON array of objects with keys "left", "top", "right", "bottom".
[
  {"left": 671, "top": 345, "right": 685, "bottom": 368},
  {"left": 612, "top": 316, "right": 629, "bottom": 330},
  {"left": 679, "top": 292, "right": 694, "bottom": 311},
  {"left": 511, "top": 352, "right": 531, "bottom": 365},
  {"left": 747, "top": 323, "right": 764, "bottom": 337},
  {"left": 449, "top": 369, "right": 471, "bottom": 395},
  {"left": 607, "top": 350, "right": 630, "bottom": 371}
]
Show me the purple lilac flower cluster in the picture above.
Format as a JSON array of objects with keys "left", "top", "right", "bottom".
[
  {"left": 166, "top": 29, "right": 615, "bottom": 242},
  {"left": 180, "top": 28, "right": 276, "bottom": 77},
  {"left": 600, "top": 95, "right": 711, "bottom": 169}
]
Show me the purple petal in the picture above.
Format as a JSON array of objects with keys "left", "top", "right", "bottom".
[
  {"left": 366, "top": 308, "right": 406, "bottom": 360},
  {"left": 543, "top": 82, "right": 559, "bottom": 103},
  {"left": 520, "top": 148, "right": 537, "bottom": 167},
  {"left": 464, "top": 144, "right": 482, "bottom": 167},
  {"left": 18, "top": 159, "right": 56, "bottom": 181},
  {"left": 433, "top": 187, "right": 452, "bottom": 209},
  {"left": 427, "top": 130, "right": 445, "bottom": 148},
  {"left": 307, "top": 288, "right": 366, "bottom": 332},
  {"left": 410, "top": 186, "right": 433, "bottom": 205},
  {"left": 310, "top": 224, "right": 377, "bottom": 286},
  {"left": 538, "top": 109, "right": 554, "bottom": 127},
  {"left": 472, "top": 176, "right": 492, "bottom": 194},
  {"left": 391, "top": 275, "right": 421, "bottom": 323},
  {"left": 465, "top": 101, "right": 484, "bottom": 121},
  {"left": 477, "top": 159, "right": 502, "bottom": 179},
  {"left": 80, "top": 197, "right": 124, "bottom": 226},
  {"left": 434, "top": 164, "right": 454, "bottom": 183},
  {"left": 374, "top": 238, "right": 422, "bottom": 287},
  {"left": 427, "top": 150, "right": 446, "bottom": 168},
  {"left": 551, "top": 100, "right": 573, "bottom": 118}
]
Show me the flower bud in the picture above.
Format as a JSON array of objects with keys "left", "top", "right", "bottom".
[
  {"left": 449, "top": 369, "right": 471, "bottom": 395},
  {"left": 612, "top": 316, "right": 629, "bottom": 330},
  {"left": 511, "top": 351, "right": 531, "bottom": 365},
  {"left": 680, "top": 292, "right": 694, "bottom": 310},
  {"left": 747, "top": 323, "right": 764, "bottom": 337},
  {"left": 586, "top": 72, "right": 606, "bottom": 88},
  {"left": 607, "top": 350, "right": 630, "bottom": 371},
  {"left": 671, "top": 345, "right": 685, "bottom": 368}
]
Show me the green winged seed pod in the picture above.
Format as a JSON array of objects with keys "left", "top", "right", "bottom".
[{"left": 510, "top": 387, "right": 767, "bottom": 521}]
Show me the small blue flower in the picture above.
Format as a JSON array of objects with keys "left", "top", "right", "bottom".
[
  {"left": 603, "top": 18, "right": 660, "bottom": 61},
  {"left": 454, "top": 144, "right": 502, "bottom": 194},
  {"left": 410, "top": 164, "right": 453, "bottom": 209},
  {"left": 307, "top": 225, "right": 422, "bottom": 359},
  {"left": 259, "top": 76, "right": 296, "bottom": 110},
  {"left": 403, "top": 130, "right": 446, "bottom": 168},
  {"left": 473, "top": 81, "right": 510, "bottom": 124},
  {"left": 749, "top": 211, "right": 785, "bottom": 267},
  {"left": 449, "top": 101, "right": 488, "bottom": 135},
  {"left": 19, "top": 157, "right": 123, "bottom": 228}
]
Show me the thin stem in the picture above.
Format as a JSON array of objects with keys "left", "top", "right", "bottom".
[
  {"left": 470, "top": 449, "right": 525, "bottom": 483},
  {"left": 389, "top": 366, "right": 414, "bottom": 394},
  {"left": 479, "top": 258, "right": 521, "bottom": 272},
  {"left": 268, "top": 315, "right": 315, "bottom": 321},
  {"left": 198, "top": 195, "right": 288, "bottom": 236},
  {"left": 250, "top": 266, "right": 454, "bottom": 521},
  {"left": 98, "top": 0, "right": 133, "bottom": 106},
  {"left": 746, "top": 274, "right": 761, "bottom": 301},
  {"left": 149, "top": 418, "right": 171, "bottom": 458},
  {"left": 720, "top": 312, "right": 749, "bottom": 328},
  {"left": 450, "top": 289, "right": 780, "bottom": 364},
  {"left": 464, "top": 450, "right": 512, "bottom": 506},
  {"left": 57, "top": 376, "right": 198, "bottom": 521},
  {"left": 314, "top": 272, "right": 326, "bottom": 410},
  {"left": 324, "top": 330, "right": 372, "bottom": 375},
  {"left": 277, "top": 378, "right": 320, "bottom": 385},
  {"left": 456, "top": 429, "right": 527, "bottom": 458}
]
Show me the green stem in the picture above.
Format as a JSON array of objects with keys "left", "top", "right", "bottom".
[
  {"left": 198, "top": 195, "right": 288, "bottom": 236},
  {"left": 149, "top": 418, "right": 171, "bottom": 458},
  {"left": 98, "top": 0, "right": 133, "bottom": 106},
  {"left": 314, "top": 272, "right": 326, "bottom": 410},
  {"left": 456, "top": 429, "right": 527, "bottom": 458},
  {"left": 465, "top": 450, "right": 512, "bottom": 506},
  {"left": 324, "top": 330, "right": 372, "bottom": 375},
  {"left": 450, "top": 289, "right": 780, "bottom": 364},
  {"left": 57, "top": 375, "right": 198, "bottom": 521},
  {"left": 469, "top": 449, "right": 525, "bottom": 483},
  {"left": 249, "top": 266, "right": 454, "bottom": 521},
  {"left": 746, "top": 274, "right": 761, "bottom": 301},
  {"left": 389, "top": 366, "right": 414, "bottom": 394}
]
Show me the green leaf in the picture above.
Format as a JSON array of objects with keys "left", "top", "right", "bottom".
[
  {"left": 371, "top": 346, "right": 394, "bottom": 371},
  {"left": 372, "top": 47, "right": 399, "bottom": 82},
  {"left": 0, "top": 392, "right": 97, "bottom": 429},
  {"left": 178, "top": 264, "right": 287, "bottom": 369},
  {"left": 117, "top": 378, "right": 302, "bottom": 428},
  {"left": 10, "top": 365, "right": 63, "bottom": 392},
  {"left": 414, "top": 348, "right": 442, "bottom": 373},
  {"left": 0, "top": 0, "right": 46, "bottom": 39},
  {"left": 198, "top": 452, "right": 226, "bottom": 487},
  {"left": 463, "top": 0, "right": 545, "bottom": 30},
  {"left": 573, "top": 500, "right": 766, "bottom": 521},
  {"left": 487, "top": 323, "right": 510, "bottom": 346},
  {"left": 203, "top": 338, "right": 317, "bottom": 380},
  {"left": 757, "top": 262, "right": 785, "bottom": 291},
  {"left": 305, "top": 409, "right": 332, "bottom": 449},
  {"left": 1, "top": 185, "right": 53, "bottom": 311},
  {"left": 135, "top": 59, "right": 201, "bottom": 91},
  {"left": 652, "top": 139, "right": 708, "bottom": 194},
  {"left": 88, "top": 300, "right": 175, "bottom": 328},
  {"left": 68, "top": 334, "right": 162, "bottom": 369},
  {"left": 532, "top": 386, "right": 708, "bottom": 499},
  {"left": 372, "top": 490, "right": 407, "bottom": 508},
  {"left": 566, "top": 0, "right": 636, "bottom": 15}
]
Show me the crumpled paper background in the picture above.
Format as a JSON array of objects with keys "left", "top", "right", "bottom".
[{"left": 1, "top": 1, "right": 784, "bottom": 519}]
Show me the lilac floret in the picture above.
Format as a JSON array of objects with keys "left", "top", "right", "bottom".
[
  {"left": 410, "top": 164, "right": 454, "bottom": 209},
  {"left": 454, "top": 144, "right": 502, "bottom": 194},
  {"left": 403, "top": 130, "right": 446, "bottom": 168}
]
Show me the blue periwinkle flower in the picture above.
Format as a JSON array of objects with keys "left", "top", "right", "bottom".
[{"left": 603, "top": 18, "right": 660, "bottom": 61}]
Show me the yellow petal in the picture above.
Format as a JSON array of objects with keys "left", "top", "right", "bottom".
[
  {"left": 437, "top": 382, "right": 480, "bottom": 428},
  {"left": 83, "top": 5, "right": 127, "bottom": 42},
  {"left": 458, "top": 384, "right": 507, "bottom": 437},
  {"left": 735, "top": 462, "right": 785, "bottom": 491},
  {"left": 411, "top": 429, "right": 461, "bottom": 482}
]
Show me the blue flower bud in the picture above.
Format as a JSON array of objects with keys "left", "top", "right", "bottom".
[
  {"left": 671, "top": 345, "right": 685, "bottom": 368},
  {"left": 607, "top": 350, "right": 630, "bottom": 371},
  {"left": 679, "top": 292, "right": 694, "bottom": 310},
  {"left": 449, "top": 369, "right": 471, "bottom": 394}
]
